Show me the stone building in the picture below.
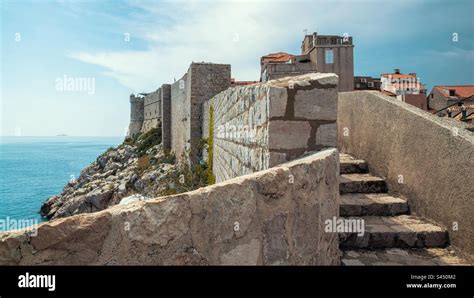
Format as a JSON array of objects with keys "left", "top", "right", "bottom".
[
  {"left": 354, "top": 76, "right": 381, "bottom": 90},
  {"left": 380, "top": 69, "right": 424, "bottom": 96},
  {"left": 428, "top": 85, "right": 474, "bottom": 121},
  {"left": 260, "top": 52, "right": 316, "bottom": 82},
  {"left": 260, "top": 33, "right": 354, "bottom": 92},
  {"left": 301, "top": 33, "right": 354, "bottom": 92}
]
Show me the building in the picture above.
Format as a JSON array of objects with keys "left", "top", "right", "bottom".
[
  {"left": 260, "top": 32, "right": 354, "bottom": 92},
  {"left": 428, "top": 85, "right": 474, "bottom": 122},
  {"left": 301, "top": 33, "right": 354, "bottom": 92},
  {"left": 354, "top": 76, "right": 381, "bottom": 90},
  {"left": 380, "top": 69, "right": 423, "bottom": 96},
  {"left": 260, "top": 52, "right": 316, "bottom": 82}
]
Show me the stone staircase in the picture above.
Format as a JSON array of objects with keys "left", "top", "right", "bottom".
[{"left": 338, "top": 153, "right": 469, "bottom": 266}]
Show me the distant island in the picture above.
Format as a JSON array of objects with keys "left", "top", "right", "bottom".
[{"left": 56, "top": 134, "right": 68, "bottom": 136}]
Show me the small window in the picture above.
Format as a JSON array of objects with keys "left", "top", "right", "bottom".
[
  {"left": 367, "top": 82, "right": 374, "bottom": 88},
  {"left": 361, "top": 78, "right": 367, "bottom": 83},
  {"left": 325, "top": 49, "right": 334, "bottom": 64},
  {"left": 356, "top": 83, "right": 361, "bottom": 89}
]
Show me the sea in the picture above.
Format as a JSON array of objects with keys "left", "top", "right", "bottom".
[{"left": 0, "top": 136, "right": 123, "bottom": 231}]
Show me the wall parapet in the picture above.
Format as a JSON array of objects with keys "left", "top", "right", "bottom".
[
  {"left": 203, "top": 72, "right": 338, "bottom": 182},
  {"left": 0, "top": 149, "right": 340, "bottom": 265},
  {"left": 338, "top": 91, "right": 474, "bottom": 259}
]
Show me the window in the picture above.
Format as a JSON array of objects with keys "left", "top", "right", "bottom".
[
  {"left": 356, "top": 83, "right": 361, "bottom": 89},
  {"left": 361, "top": 78, "right": 367, "bottom": 83},
  {"left": 367, "top": 82, "right": 374, "bottom": 88},
  {"left": 325, "top": 49, "right": 334, "bottom": 64}
]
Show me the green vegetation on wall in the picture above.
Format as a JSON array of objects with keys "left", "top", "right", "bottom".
[{"left": 207, "top": 104, "right": 216, "bottom": 185}]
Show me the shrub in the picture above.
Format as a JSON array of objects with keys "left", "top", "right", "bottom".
[
  {"left": 137, "top": 155, "right": 151, "bottom": 173},
  {"left": 137, "top": 125, "right": 162, "bottom": 157},
  {"left": 207, "top": 105, "right": 216, "bottom": 185}
]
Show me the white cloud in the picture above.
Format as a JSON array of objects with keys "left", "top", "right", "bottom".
[{"left": 68, "top": 0, "right": 428, "bottom": 92}]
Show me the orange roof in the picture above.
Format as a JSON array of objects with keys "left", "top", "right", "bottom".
[
  {"left": 434, "top": 86, "right": 474, "bottom": 99},
  {"left": 381, "top": 73, "right": 416, "bottom": 79},
  {"left": 261, "top": 52, "right": 295, "bottom": 64}
]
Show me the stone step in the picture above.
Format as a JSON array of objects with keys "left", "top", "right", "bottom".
[
  {"left": 339, "top": 215, "right": 448, "bottom": 249},
  {"left": 339, "top": 153, "right": 368, "bottom": 174},
  {"left": 340, "top": 193, "right": 409, "bottom": 216},
  {"left": 340, "top": 174, "right": 388, "bottom": 194},
  {"left": 341, "top": 248, "right": 470, "bottom": 266}
]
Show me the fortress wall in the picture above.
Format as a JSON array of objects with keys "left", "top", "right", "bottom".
[
  {"left": 142, "top": 88, "right": 162, "bottom": 133},
  {"left": 161, "top": 84, "right": 172, "bottom": 150},
  {"left": 171, "top": 71, "right": 191, "bottom": 161},
  {"left": 204, "top": 73, "right": 338, "bottom": 182},
  {"left": 127, "top": 95, "right": 144, "bottom": 137},
  {"left": 0, "top": 149, "right": 340, "bottom": 265},
  {"left": 171, "top": 63, "right": 231, "bottom": 163}
]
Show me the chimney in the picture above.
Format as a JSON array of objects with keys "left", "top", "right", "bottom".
[
  {"left": 394, "top": 69, "right": 400, "bottom": 74},
  {"left": 409, "top": 73, "right": 416, "bottom": 77}
]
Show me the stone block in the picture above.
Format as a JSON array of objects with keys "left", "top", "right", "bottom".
[
  {"left": 294, "top": 88, "right": 337, "bottom": 120},
  {"left": 268, "top": 87, "right": 287, "bottom": 118},
  {"left": 268, "top": 120, "right": 311, "bottom": 150},
  {"left": 315, "top": 123, "right": 337, "bottom": 147}
]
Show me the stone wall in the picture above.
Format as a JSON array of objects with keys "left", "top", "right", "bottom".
[
  {"left": 171, "top": 63, "right": 231, "bottom": 163},
  {"left": 171, "top": 71, "right": 191, "bottom": 161},
  {"left": 203, "top": 73, "right": 338, "bottom": 183},
  {"left": 161, "top": 84, "right": 172, "bottom": 150},
  {"left": 0, "top": 149, "right": 341, "bottom": 265},
  {"left": 127, "top": 94, "right": 144, "bottom": 137},
  {"left": 338, "top": 91, "right": 474, "bottom": 259},
  {"left": 141, "top": 88, "right": 161, "bottom": 132},
  {"left": 262, "top": 63, "right": 316, "bottom": 82}
]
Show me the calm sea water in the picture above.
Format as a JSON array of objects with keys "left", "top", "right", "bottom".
[{"left": 0, "top": 136, "right": 123, "bottom": 231}]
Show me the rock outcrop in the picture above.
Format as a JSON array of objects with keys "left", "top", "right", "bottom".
[{"left": 40, "top": 140, "right": 178, "bottom": 220}]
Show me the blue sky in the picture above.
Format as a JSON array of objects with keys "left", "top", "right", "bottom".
[{"left": 1, "top": 0, "right": 473, "bottom": 136}]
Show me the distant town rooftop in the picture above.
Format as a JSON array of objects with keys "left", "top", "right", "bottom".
[{"left": 434, "top": 85, "right": 474, "bottom": 99}]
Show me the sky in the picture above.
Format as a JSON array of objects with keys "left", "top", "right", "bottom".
[{"left": 1, "top": 0, "right": 473, "bottom": 136}]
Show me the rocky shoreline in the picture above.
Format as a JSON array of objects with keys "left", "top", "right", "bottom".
[{"left": 39, "top": 128, "right": 202, "bottom": 220}]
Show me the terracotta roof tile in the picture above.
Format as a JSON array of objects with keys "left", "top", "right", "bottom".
[
  {"left": 261, "top": 52, "right": 295, "bottom": 64},
  {"left": 434, "top": 86, "right": 474, "bottom": 99}
]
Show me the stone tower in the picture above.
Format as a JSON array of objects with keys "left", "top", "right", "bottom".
[
  {"left": 127, "top": 94, "right": 144, "bottom": 137},
  {"left": 301, "top": 32, "right": 354, "bottom": 91}
]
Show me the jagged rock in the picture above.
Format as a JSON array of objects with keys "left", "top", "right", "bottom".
[
  {"left": 119, "top": 194, "right": 147, "bottom": 205},
  {"left": 39, "top": 142, "right": 177, "bottom": 220}
]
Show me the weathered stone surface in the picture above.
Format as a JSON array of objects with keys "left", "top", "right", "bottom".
[
  {"left": 338, "top": 91, "right": 474, "bottom": 258},
  {"left": 342, "top": 248, "right": 471, "bottom": 266},
  {"left": 339, "top": 173, "right": 388, "bottom": 193},
  {"left": 339, "top": 153, "right": 368, "bottom": 174},
  {"left": 340, "top": 193, "right": 409, "bottom": 216},
  {"left": 340, "top": 215, "right": 448, "bottom": 249},
  {"left": 204, "top": 72, "right": 339, "bottom": 183},
  {"left": 0, "top": 149, "right": 340, "bottom": 265},
  {"left": 315, "top": 123, "right": 337, "bottom": 147},
  {"left": 294, "top": 88, "right": 337, "bottom": 121},
  {"left": 268, "top": 87, "right": 287, "bottom": 118},
  {"left": 268, "top": 121, "right": 311, "bottom": 150}
]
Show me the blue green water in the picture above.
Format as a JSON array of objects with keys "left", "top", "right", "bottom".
[{"left": 0, "top": 136, "right": 123, "bottom": 231}]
